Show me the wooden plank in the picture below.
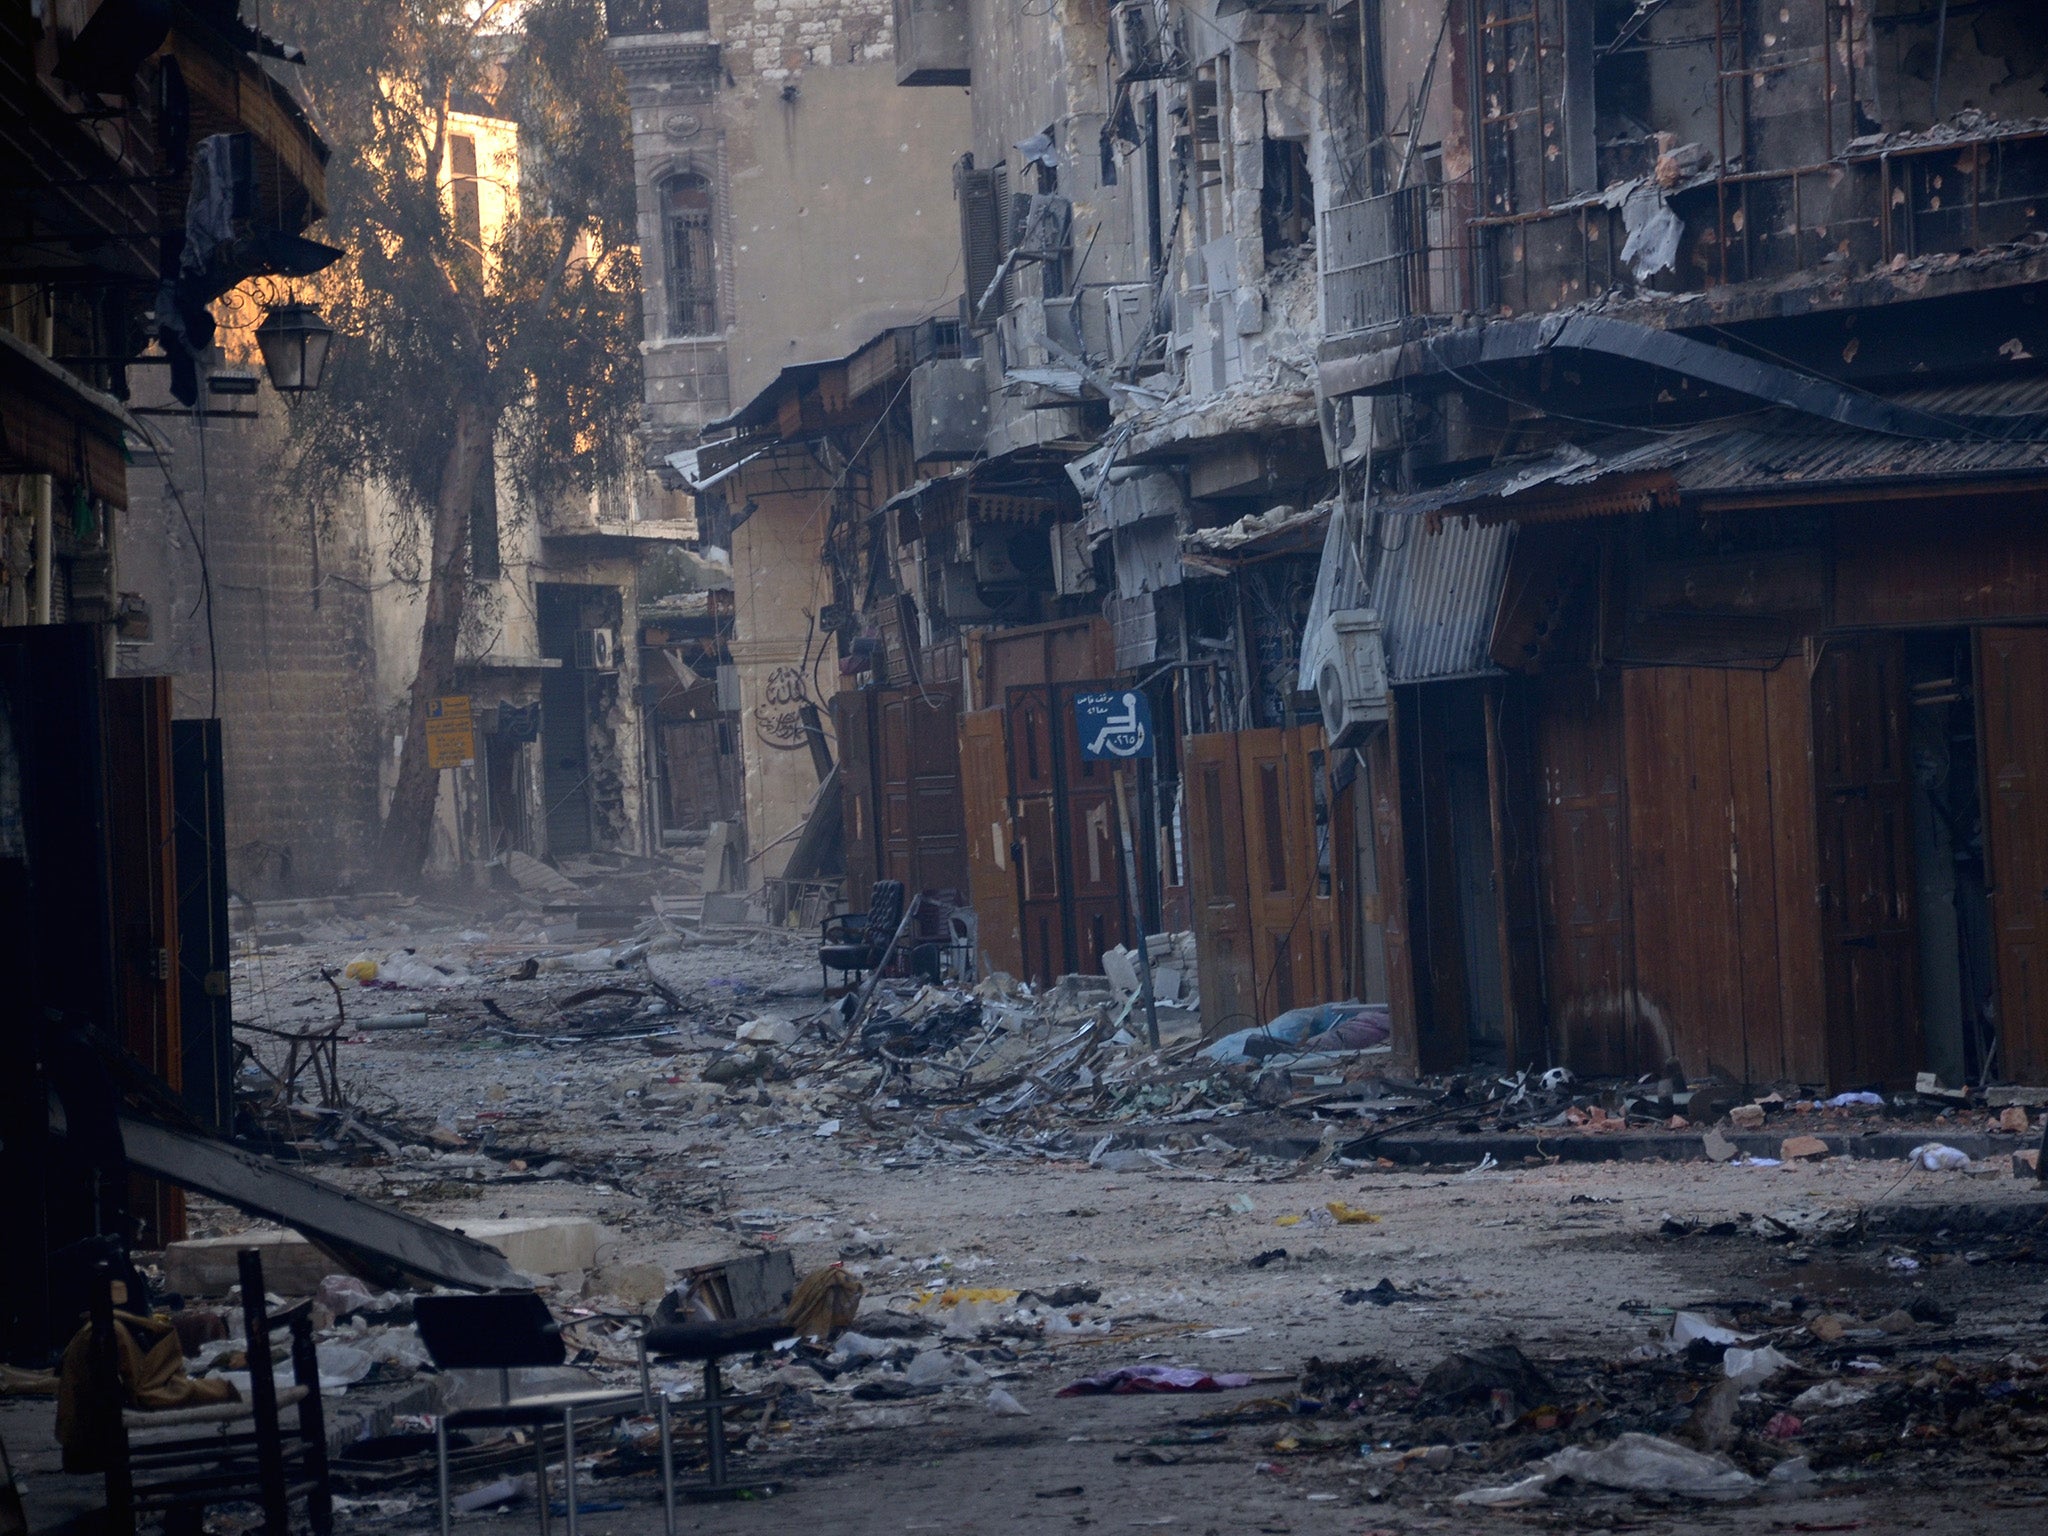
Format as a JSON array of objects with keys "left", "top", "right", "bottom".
[
  {"left": 1725, "top": 668, "right": 1786, "bottom": 1085},
  {"left": 1185, "top": 732, "right": 1257, "bottom": 1036},
  {"left": 1812, "top": 635, "right": 1920, "bottom": 1089},
  {"left": 1533, "top": 670, "right": 1634, "bottom": 1077},
  {"left": 1399, "top": 689, "right": 1470, "bottom": 1071},
  {"left": 1622, "top": 667, "right": 1679, "bottom": 1079},
  {"left": 1766, "top": 658, "right": 1826, "bottom": 1085},
  {"left": 957, "top": 708, "right": 1023, "bottom": 980},
  {"left": 1834, "top": 498, "right": 2048, "bottom": 631},
  {"left": 1365, "top": 708, "right": 1418, "bottom": 1062},
  {"left": 1977, "top": 626, "right": 2048, "bottom": 1083},
  {"left": 1485, "top": 681, "right": 1546, "bottom": 1069}
]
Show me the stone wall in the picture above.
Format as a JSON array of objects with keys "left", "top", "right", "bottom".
[{"left": 117, "top": 378, "right": 384, "bottom": 897}]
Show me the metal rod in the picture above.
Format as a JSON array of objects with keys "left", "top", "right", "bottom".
[
  {"left": 436, "top": 1418, "right": 451, "bottom": 1536},
  {"left": 704, "top": 1361, "right": 728, "bottom": 1489},
  {"left": 1931, "top": 0, "right": 1950, "bottom": 120},
  {"left": 563, "top": 1411, "right": 578, "bottom": 1536},
  {"left": 659, "top": 1394, "right": 677, "bottom": 1536},
  {"left": 1112, "top": 769, "right": 1161, "bottom": 1051}
]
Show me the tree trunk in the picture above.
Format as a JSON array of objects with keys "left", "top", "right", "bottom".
[{"left": 374, "top": 398, "right": 490, "bottom": 883}]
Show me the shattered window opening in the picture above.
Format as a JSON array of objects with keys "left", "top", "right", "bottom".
[{"left": 661, "top": 172, "right": 719, "bottom": 337}]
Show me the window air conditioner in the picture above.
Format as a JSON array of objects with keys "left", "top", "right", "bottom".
[
  {"left": 574, "top": 627, "right": 619, "bottom": 672},
  {"left": 1315, "top": 608, "right": 1389, "bottom": 748}
]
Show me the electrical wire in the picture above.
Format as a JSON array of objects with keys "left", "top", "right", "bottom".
[{"left": 130, "top": 415, "right": 221, "bottom": 718}]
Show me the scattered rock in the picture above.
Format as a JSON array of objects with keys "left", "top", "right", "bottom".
[
  {"left": 1728, "top": 1104, "right": 1767, "bottom": 1131},
  {"left": 1780, "top": 1135, "right": 1830, "bottom": 1161}
]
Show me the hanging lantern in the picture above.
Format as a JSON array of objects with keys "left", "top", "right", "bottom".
[{"left": 254, "top": 301, "right": 335, "bottom": 393}]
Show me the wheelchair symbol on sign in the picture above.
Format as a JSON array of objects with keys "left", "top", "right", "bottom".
[{"left": 1087, "top": 692, "right": 1149, "bottom": 758}]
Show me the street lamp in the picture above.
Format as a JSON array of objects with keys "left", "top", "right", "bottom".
[{"left": 254, "top": 301, "right": 335, "bottom": 393}]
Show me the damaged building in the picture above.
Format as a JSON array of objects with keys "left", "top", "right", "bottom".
[{"left": 661, "top": 0, "right": 2048, "bottom": 1095}]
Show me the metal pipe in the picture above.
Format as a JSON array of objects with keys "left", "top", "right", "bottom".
[{"left": 1931, "top": 0, "right": 1950, "bottom": 121}]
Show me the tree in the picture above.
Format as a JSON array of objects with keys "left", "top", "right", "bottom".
[{"left": 271, "top": 0, "right": 641, "bottom": 882}]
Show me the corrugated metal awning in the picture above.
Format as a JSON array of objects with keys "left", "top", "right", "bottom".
[
  {"left": 1377, "top": 377, "right": 2048, "bottom": 521},
  {"left": 1376, "top": 516, "right": 1514, "bottom": 683}
]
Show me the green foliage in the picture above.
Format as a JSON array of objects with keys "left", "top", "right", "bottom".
[{"left": 269, "top": 0, "right": 642, "bottom": 529}]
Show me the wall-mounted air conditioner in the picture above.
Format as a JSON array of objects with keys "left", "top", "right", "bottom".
[
  {"left": 575, "top": 627, "right": 619, "bottom": 672},
  {"left": 1315, "top": 608, "right": 1388, "bottom": 748}
]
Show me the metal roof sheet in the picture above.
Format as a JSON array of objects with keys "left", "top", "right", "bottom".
[
  {"left": 1378, "top": 376, "right": 2048, "bottom": 518},
  {"left": 1375, "top": 516, "right": 1515, "bottom": 684}
]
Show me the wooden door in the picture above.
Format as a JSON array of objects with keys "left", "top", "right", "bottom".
[
  {"left": 1052, "top": 683, "right": 1129, "bottom": 971},
  {"left": 1978, "top": 626, "right": 2048, "bottom": 1083},
  {"left": 1006, "top": 685, "right": 1065, "bottom": 982},
  {"left": 103, "top": 676, "right": 184, "bottom": 1246},
  {"left": 959, "top": 708, "right": 1023, "bottom": 979},
  {"left": 661, "top": 721, "right": 724, "bottom": 831},
  {"left": 832, "top": 691, "right": 878, "bottom": 901},
  {"left": 1239, "top": 728, "right": 1307, "bottom": 1017},
  {"left": 1534, "top": 670, "right": 1635, "bottom": 1075},
  {"left": 903, "top": 687, "right": 968, "bottom": 899},
  {"left": 1186, "top": 732, "right": 1258, "bottom": 1034},
  {"left": 1813, "top": 635, "right": 1919, "bottom": 1089}
]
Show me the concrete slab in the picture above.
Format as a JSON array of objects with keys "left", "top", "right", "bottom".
[{"left": 444, "top": 1216, "right": 601, "bottom": 1277}]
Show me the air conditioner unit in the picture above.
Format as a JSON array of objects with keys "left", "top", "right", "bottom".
[
  {"left": 1103, "top": 284, "right": 1151, "bottom": 366},
  {"left": 574, "top": 627, "right": 619, "bottom": 672},
  {"left": 1110, "top": 0, "right": 1184, "bottom": 82},
  {"left": 1316, "top": 608, "right": 1389, "bottom": 748}
]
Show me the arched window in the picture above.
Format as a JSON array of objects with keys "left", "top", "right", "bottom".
[{"left": 661, "top": 172, "right": 718, "bottom": 336}]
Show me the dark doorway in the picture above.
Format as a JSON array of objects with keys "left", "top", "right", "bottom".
[
  {"left": 1398, "top": 680, "right": 1508, "bottom": 1070},
  {"left": 1908, "top": 631, "right": 1997, "bottom": 1087},
  {"left": 536, "top": 585, "right": 594, "bottom": 857}
]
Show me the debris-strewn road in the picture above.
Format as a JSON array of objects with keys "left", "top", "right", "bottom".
[{"left": 179, "top": 900, "right": 2048, "bottom": 1535}]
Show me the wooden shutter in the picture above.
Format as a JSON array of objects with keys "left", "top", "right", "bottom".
[
  {"left": 958, "top": 164, "right": 1002, "bottom": 330},
  {"left": 1978, "top": 626, "right": 2048, "bottom": 1083}
]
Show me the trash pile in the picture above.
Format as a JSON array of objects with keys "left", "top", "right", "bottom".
[{"left": 1203, "top": 1296, "right": 2048, "bottom": 1508}]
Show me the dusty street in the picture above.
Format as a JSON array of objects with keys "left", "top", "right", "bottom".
[{"left": 174, "top": 904, "right": 2048, "bottom": 1536}]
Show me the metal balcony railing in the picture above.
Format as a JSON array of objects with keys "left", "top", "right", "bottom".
[{"left": 1318, "top": 178, "right": 1474, "bottom": 339}]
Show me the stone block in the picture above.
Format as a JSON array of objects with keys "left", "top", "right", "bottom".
[
  {"left": 1987, "top": 1085, "right": 2048, "bottom": 1108},
  {"left": 446, "top": 1217, "right": 602, "bottom": 1278},
  {"left": 1727, "top": 1103, "right": 1766, "bottom": 1131},
  {"left": 1781, "top": 1135, "right": 1830, "bottom": 1160},
  {"left": 164, "top": 1230, "right": 344, "bottom": 1297}
]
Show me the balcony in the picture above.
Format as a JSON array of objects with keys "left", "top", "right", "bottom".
[
  {"left": 1318, "top": 178, "right": 1474, "bottom": 342},
  {"left": 603, "top": 0, "right": 708, "bottom": 35}
]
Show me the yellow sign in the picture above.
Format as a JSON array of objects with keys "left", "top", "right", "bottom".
[{"left": 424, "top": 694, "right": 475, "bottom": 769}]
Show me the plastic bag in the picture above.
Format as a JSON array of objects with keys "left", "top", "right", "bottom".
[{"left": 1907, "top": 1142, "right": 1970, "bottom": 1171}]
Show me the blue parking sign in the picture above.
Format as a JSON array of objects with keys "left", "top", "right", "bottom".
[{"left": 1075, "top": 689, "right": 1154, "bottom": 760}]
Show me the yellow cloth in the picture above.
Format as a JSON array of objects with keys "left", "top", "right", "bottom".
[
  {"left": 56, "top": 1311, "right": 238, "bottom": 1471},
  {"left": 784, "top": 1264, "right": 863, "bottom": 1342}
]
